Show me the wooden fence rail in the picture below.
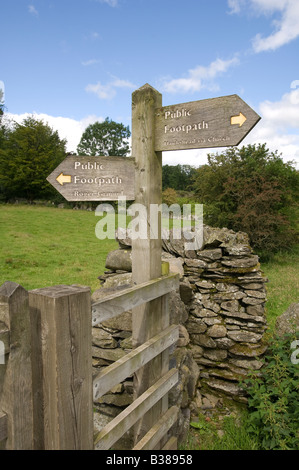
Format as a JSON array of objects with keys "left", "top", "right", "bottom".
[
  {"left": 0, "top": 272, "right": 180, "bottom": 450},
  {"left": 92, "top": 273, "right": 179, "bottom": 326},
  {"left": 93, "top": 271, "right": 180, "bottom": 450}
]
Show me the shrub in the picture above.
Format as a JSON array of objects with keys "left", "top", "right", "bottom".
[
  {"left": 192, "top": 144, "right": 299, "bottom": 256},
  {"left": 243, "top": 331, "right": 299, "bottom": 450}
]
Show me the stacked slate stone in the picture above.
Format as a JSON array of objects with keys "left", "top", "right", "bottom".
[
  {"left": 92, "top": 225, "right": 268, "bottom": 441},
  {"left": 162, "top": 225, "right": 268, "bottom": 410}
]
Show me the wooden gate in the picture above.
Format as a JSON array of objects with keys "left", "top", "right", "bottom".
[
  {"left": 0, "top": 271, "right": 179, "bottom": 450},
  {"left": 92, "top": 270, "right": 180, "bottom": 450}
]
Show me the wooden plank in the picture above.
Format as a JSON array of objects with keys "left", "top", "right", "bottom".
[
  {"left": 0, "top": 412, "right": 8, "bottom": 442},
  {"left": 0, "top": 281, "right": 33, "bottom": 450},
  {"left": 131, "top": 83, "right": 166, "bottom": 445},
  {"left": 91, "top": 273, "right": 179, "bottom": 326},
  {"left": 94, "top": 368, "right": 178, "bottom": 451},
  {"left": 47, "top": 155, "right": 136, "bottom": 202},
  {"left": 133, "top": 406, "right": 179, "bottom": 451},
  {"left": 162, "top": 436, "right": 178, "bottom": 451},
  {"left": 155, "top": 94, "right": 261, "bottom": 152},
  {"left": 93, "top": 325, "right": 179, "bottom": 400},
  {"left": 29, "top": 285, "right": 93, "bottom": 450}
]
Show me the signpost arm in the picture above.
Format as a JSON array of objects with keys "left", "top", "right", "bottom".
[{"left": 131, "top": 84, "right": 167, "bottom": 445}]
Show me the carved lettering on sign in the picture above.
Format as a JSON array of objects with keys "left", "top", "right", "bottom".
[
  {"left": 47, "top": 155, "right": 135, "bottom": 201},
  {"left": 155, "top": 95, "right": 261, "bottom": 151}
]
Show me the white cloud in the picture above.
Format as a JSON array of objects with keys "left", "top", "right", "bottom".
[
  {"left": 227, "top": 0, "right": 246, "bottom": 14},
  {"left": 6, "top": 112, "right": 105, "bottom": 153},
  {"left": 81, "top": 59, "right": 101, "bottom": 66},
  {"left": 94, "top": 0, "right": 118, "bottom": 6},
  {"left": 239, "top": 88, "right": 299, "bottom": 166},
  {"left": 28, "top": 4, "right": 38, "bottom": 16},
  {"left": 86, "top": 78, "right": 136, "bottom": 100},
  {"left": 228, "top": 0, "right": 299, "bottom": 51},
  {"left": 161, "top": 57, "right": 239, "bottom": 94}
]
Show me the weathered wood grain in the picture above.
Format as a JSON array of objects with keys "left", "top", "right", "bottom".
[
  {"left": 94, "top": 368, "right": 178, "bottom": 451},
  {"left": 0, "top": 412, "right": 8, "bottom": 443},
  {"left": 132, "top": 406, "right": 179, "bottom": 450},
  {"left": 155, "top": 94, "right": 261, "bottom": 151},
  {"left": 0, "top": 281, "right": 33, "bottom": 450},
  {"left": 93, "top": 324, "right": 179, "bottom": 400},
  {"left": 47, "top": 155, "right": 135, "bottom": 201},
  {"left": 91, "top": 273, "right": 179, "bottom": 326},
  {"left": 161, "top": 436, "right": 178, "bottom": 450},
  {"left": 29, "top": 285, "right": 93, "bottom": 450},
  {"left": 131, "top": 83, "right": 168, "bottom": 445}
]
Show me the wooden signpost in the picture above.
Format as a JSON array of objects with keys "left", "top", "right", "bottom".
[
  {"left": 155, "top": 94, "right": 261, "bottom": 152},
  {"left": 47, "top": 155, "right": 135, "bottom": 201},
  {"left": 47, "top": 83, "right": 260, "bottom": 450}
]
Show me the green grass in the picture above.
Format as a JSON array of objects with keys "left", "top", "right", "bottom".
[
  {"left": 181, "top": 414, "right": 260, "bottom": 451},
  {"left": 261, "top": 246, "right": 299, "bottom": 333},
  {"left": 0, "top": 204, "right": 118, "bottom": 292}
]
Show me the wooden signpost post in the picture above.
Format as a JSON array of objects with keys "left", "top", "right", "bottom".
[{"left": 47, "top": 83, "right": 261, "bottom": 450}]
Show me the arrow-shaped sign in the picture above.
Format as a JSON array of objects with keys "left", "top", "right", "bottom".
[
  {"left": 56, "top": 172, "right": 72, "bottom": 186},
  {"left": 47, "top": 155, "right": 135, "bottom": 202},
  {"left": 231, "top": 112, "right": 247, "bottom": 127},
  {"left": 155, "top": 94, "right": 261, "bottom": 151}
]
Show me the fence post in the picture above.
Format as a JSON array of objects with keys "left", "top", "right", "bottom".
[
  {"left": 29, "top": 285, "right": 93, "bottom": 450},
  {"left": 0, "top": 281, "right": 33, "bottom": 450},
  {"left": 131, "top": 84, "right": 170, "bottom": 446}
]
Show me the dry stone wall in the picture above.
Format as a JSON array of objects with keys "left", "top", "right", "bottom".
[{"left": 92, "top": 225, "right": 268, "bottom": 444}]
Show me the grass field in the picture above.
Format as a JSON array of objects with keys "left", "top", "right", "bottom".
[
  {"left": 0, "top": 204, "right": 118, "bottom": 292},
  {"left": 1, "top": 204, "right": 298, "bottom": 322},
  {"left": 261, "top": 246, "right": 299, "bottom": 333}
]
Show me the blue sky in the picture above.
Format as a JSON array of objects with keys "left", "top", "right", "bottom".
[{"left": 1, "top": 0, "right": 299, "bottom": 167}]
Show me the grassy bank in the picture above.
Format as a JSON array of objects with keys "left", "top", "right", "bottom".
[
  {"left": 261, "top": 246, "right": 299, "bottom": 333},
  {"left": 0, "top": 204, "right": 118, "bottom": 292}
]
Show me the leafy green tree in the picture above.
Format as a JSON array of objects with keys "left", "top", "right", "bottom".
[
  {"left": 162, "top": 164, "right": 197, "bottom": 191},
  {"left": 192, "top": 144, "right": 299, "bottom": 255},
  {"left": 77, "top": 117, "right": 131, "bottom": 156},
  {"left": 0, "top": 116, "right": 66, "bottom": 200},
  {"left": 162, "top": 187, "right": 178, "bottom": 206},
  {"left": 0, "top": 83, "right": 4, "bottom": 120}
]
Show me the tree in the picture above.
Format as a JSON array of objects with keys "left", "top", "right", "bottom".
[
  {"left": 77, "top": 117, "right": 131, "bottom": 156},
  {"left": 0, "top": 116, "right": 66, "bottom": 200},
  {"left": 162, "top": 164, "right": 197, "bottom": 191},
  {"left": 192, "top": 144, "right": 299, "bottom": 255},
  {"left": 162, "top": 187, "right": 178, "bottom": 206},
  {"left": 0, "top": 82, "right": 4, "bottom": 120}
]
